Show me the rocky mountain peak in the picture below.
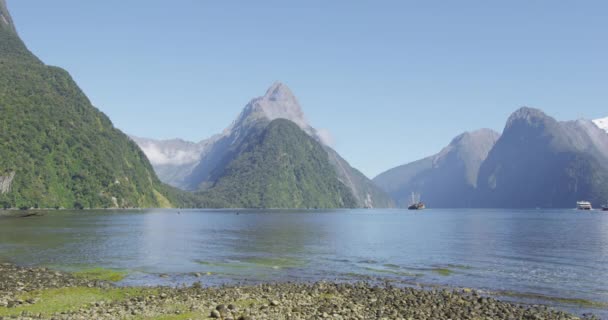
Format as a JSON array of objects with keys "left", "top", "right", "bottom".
[
  {"left": 449, "top": 129, "right": 500, "bottom": 147},
  {"left": 504, "top": 107, "right": 555, "bottom": 131},
  {"left": 263, "top": 82, "right": 296, "bottom": 102},
  {"left": 436, "top": 129, "right": 500, "bottom": 161},
  {"left": 507, "top": 106, "right": 547, "bottom": 122},
  {"left": 0, "top": 0, "right": 16, "bottom": 33},
  {"left": 256, "top": 82, "right": 306, "bottom": 124},
  {"left": 229, "top": 82, "right": 311, "bottom": 137}
]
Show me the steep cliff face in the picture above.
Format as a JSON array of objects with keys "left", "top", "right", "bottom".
[
  {"left": 0, "top": 0, "right": 39, "bottom": 64},
  {"left": 0, "top": 171, "right": 15, "bottom": 195},
  {"left": 374, "top": 129, "right": 500, "bottom": 207},
  {"left": 0, "top": 0, "right": 16, "bottom": 33},
  {"left": 325, "top": 147, "right": 394, "bottom": 208},
  {"left": 0, "top": 0, "right": 187, "bottom": 209},
  {"left": 374, "top": 106, "right": 608, "bottom": 208},
  {"left": 476, "top": 107, "right": 608, "bottom": 208}
]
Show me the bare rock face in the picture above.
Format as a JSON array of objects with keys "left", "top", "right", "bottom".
[
  {"left": 223, "top": 82, "right": 321, "bottom": 144},
  {"left": 0, "top": 171, "right": 15, "bottom": 194},
  {"left": 238, "top": 82, "right": 311, "bottom": 134},
  {"left": 0, "top": 0, "right": 16, "bottom": 33}
]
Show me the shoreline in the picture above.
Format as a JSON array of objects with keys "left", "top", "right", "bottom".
[
  {"left": 0, "top": 263, "right": 599, "bottom": 320},
  {"left": 1, "top": 207, "right": 596, "bottom": 212}
]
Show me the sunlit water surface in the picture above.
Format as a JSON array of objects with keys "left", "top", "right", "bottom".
[{"left": 1, "top": 209, "right": 607, "bottom": 317}]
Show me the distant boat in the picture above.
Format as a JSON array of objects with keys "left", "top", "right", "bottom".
[
  {"left": 576, "top": 201, "right": 592, "bottom": 210},
  {"left": 602, "top": 202, "right": 608, "bottom": 211},
  {"left": 407, "top": 192, "right": 425, "bottom": 210}
]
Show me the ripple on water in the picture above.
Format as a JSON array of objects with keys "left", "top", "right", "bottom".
[{"left": 1, "top": 208, "right": 607, "bottom": 318}]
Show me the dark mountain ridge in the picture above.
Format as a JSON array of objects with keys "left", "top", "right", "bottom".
[
  {"left": 375, "top": 107, "right": 608, "bottom": 209},
  {"left": 374, "top": 129, "right": 500, "bottom": 207},
  {"left": 476, "top": 107, "right": 608, "bottom": 208}
]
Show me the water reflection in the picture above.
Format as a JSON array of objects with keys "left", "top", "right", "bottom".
[{"left": 1, "top": 209, "right": 607, "bottom": 315}]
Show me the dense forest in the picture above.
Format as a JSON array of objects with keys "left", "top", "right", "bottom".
[
  {"left": 195, "top": 119, "right": 358, "bottom": 208},
  {"left": 0, "top": 4, "right": 195, "bottom": 209}
]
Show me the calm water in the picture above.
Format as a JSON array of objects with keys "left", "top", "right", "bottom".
[{"left": 1, "top": 209, "right": 607, "bottom": 317}]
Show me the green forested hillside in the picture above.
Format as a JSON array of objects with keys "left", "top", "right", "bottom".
[
  {"left": 196, "top": 119, "right": 358, "bottom": 208},
  {"left": 0, "top": 2, "right": 191, "bottom": 209}
]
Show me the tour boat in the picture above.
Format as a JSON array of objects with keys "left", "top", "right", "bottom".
[
  {"left": 408, "top": 192, "right": 425, "bottom": 210},
  {"left": 576, "top": 201, "right": 592, "bottom": 210}
]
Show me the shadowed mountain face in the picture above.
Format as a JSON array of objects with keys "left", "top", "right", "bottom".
[
  {"left": 375, "top": 108, "right": 608, "bottom": 209},
  {"left": 134, "top": 83, "right": 394, "bottom": 208},
  {"left": 476, "top": 107, "right": 608, "bottom": 208},
  {"left": 374, "top": 129, "right": 500, "bottom": 207},
  {"left": 0, "top": 1, "right": 184, "bottom": 209}
]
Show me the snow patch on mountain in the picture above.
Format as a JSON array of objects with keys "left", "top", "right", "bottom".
[{"left": 594, "top": 117, "right": 608, "bottom": 133}]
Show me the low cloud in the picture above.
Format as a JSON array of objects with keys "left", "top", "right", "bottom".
[
  {"left": 140, "top": 144, "right": 200, "bottom": 166},
  {"left": 316, "top": 128, "right": 335, "bottom": 147}
]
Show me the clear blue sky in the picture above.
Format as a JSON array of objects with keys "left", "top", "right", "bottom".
[{"left": 8, "top": 1, "right": 608, "bottom": 177}]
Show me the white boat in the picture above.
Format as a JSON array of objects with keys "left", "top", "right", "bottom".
[{"left": 576, "top": 201, "right": 592, "bottom": 210}]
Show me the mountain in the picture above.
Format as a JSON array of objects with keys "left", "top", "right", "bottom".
[
  {"left": 195, "top": 119, "right": 358, "bottom": 208},
  {"left": 0, "top": 0, "right": 38, "bottom": 64},
  {"left": 0, "top": 0, "right": 15, "bottom": 33},
  {"left": 129, "top": 136, "right": 214, "bottom": 189},
  {"left": 476, "top": 107, "right": 608, "bottom": 208},
  {"left": 375, "top": 108, "right": 608, "bottom": 209},
  {"left": 374, "top": 129, "right": 500, "bottom": 207},
  {"left": 182, "top": 82, "right": 327, "bottom": 191},
  {"left": 134, "top": 82, "right": 394, "bottom": 208},
  {"left": 594, "top": 117, "right": 608, "bottom": 133},
  {"left": 0, "top": 1, "right": 188, "bottom": 209}
]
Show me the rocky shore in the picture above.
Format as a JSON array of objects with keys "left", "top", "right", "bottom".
[{"left": 0, "top": 263, "right": 599, "bottom": 320}]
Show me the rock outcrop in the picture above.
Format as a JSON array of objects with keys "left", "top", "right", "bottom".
[{"left": 0, "top": 171, "right": 14, "bottom": 194}]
